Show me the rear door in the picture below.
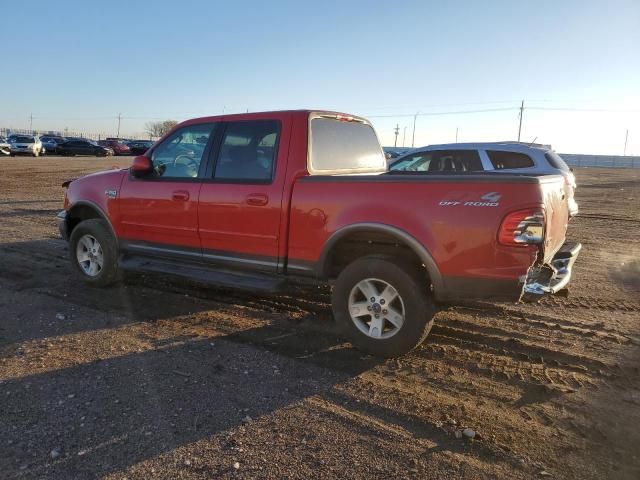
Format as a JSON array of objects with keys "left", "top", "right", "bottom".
[
  {"left": 197, "top": 118, "right": 289, "bottom": 272},
  {"left": 79, "top": 141, "right": 93, "bottom": 155},
  {"left": 117, "top": 122, "right": 218, "bottom": 254}
]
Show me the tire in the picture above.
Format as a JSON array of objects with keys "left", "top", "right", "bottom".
[
  {"left": 10, "top": 153, "right": 15, "bottom": 157},
  {"left": 69, "top": 219, "right": 120, "bottom": 287},
  {"left": 332, "top": 255, "right": 436, "bottom": 357}
]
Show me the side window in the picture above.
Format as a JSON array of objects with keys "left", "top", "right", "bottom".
[
  {"left": 214, "top": 120, "right": 279, "bottom": 182},
  {"left": 392, "top": 153, "right": 433, "bottom": 171},
  {"left": 428, "top": 150, "right": 483, "bottom": 172},
  {"left": 487, "top": 150, "right": 534, "bottom": 169},
  {"left": 150, "top": 123, "right": 216, "bottom": 178},
  {"left": 392, "top": 150, "right": 483, "bottom": 172}
]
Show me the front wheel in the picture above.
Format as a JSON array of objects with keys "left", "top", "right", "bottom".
[
  {"left": 69, "top": 219, "right": 120, "bottom": 287},
  {"left": 332, "top": 256, "right": 435, "bottom": 357}
]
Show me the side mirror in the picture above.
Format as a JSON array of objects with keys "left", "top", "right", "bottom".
[{"left": 131, "top": 155, "right": 153, "bottom": 176}]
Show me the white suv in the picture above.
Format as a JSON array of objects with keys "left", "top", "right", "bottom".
[
  {"left": 389, "top": 141, "right": 578, "bottom": 217},
  {"left": 9, "top": 135, "right": 44, "bottom": 157}
]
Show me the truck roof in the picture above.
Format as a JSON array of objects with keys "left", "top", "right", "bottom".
[{"left": 181, "top": 109, "right": 369, "bottom": 125}]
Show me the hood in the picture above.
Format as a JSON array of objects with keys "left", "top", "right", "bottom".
[{"left": 64, "top": 167, "right": 128, "bottom": 188}]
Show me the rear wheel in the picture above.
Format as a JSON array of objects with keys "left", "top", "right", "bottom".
[
  {"left": 332, "top": 255, "right": 435, "bottom": 357},
  {"left": 69, "top": 219, "right": 120, "bottom": 287}
]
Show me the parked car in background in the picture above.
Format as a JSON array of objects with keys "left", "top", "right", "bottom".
[
  {"left": 57, "top": 139, "right": 112, "bottom": 157},
  {"left": 388, "top": 142, "right": 578, "bottom": 217},
  {"left": 98, "top": 139, "right": 131, "bottom": 155},
  {"left": 41, "top": 136, "right": 67, "bottom": 154},
  {"left": 126, "top": 140, "right": 154, "bottom": 155},
  {"left": 9, "top": 135, "right": 44, "bottom": 157},
  {"left": 0, "top": 136, "right": 10, "bottom": 155}
]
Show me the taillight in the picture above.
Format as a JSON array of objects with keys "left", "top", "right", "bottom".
[{"left": 498, "top": 208, "right": 545, "bottom": 246}]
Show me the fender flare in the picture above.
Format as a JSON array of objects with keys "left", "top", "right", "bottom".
[
  {"left": 318, "top": 222, "right": 444, "bottom": 295},
  {"left": 66, "top": 200, "right": 117, "bottom": 239}
]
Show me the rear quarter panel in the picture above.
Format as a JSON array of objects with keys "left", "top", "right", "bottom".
[{"left": 288, "top": 175, "right": 546, "bottom": 289}]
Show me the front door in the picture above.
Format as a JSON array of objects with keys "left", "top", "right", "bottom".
[
  {"left": 118, "top": 122, "right": 218, "bottom": 256},
  {"left": 198, "top": 119, "right": 288, "bottom": 272}
]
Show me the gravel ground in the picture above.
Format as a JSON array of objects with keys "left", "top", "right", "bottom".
[{"left": 0, "top": 156, "right": 639, "bottom": 479}]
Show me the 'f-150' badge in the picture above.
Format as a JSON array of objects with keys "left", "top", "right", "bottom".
[
  {"left": 105, "top": 189, "right": 118, "bottom": 199},
  {"left": 439, "top": 191, "right": 501, "bottom": 207}
]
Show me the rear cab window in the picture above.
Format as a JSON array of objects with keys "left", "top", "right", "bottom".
[
  {"left": 487, "top": 150, "right": 534, "bottom": 169},
  {"left": 308, "top": 113, "right": 386, "bottom": 175}
]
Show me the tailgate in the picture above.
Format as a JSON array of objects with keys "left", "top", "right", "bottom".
[{"left": 540, "top": 176, "right": 570, "bottom": 263}]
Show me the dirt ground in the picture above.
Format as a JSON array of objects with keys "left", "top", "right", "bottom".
[{"left": 1, "top": 156, "right": 639, "bottom": 480}]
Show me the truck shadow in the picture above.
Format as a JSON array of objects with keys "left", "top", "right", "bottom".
[
  {"left": 0, "top": 238, "right": 333, "bottom": 348},
  {"left": 0, "top": 325, "right": 380, "bottom": 479}
]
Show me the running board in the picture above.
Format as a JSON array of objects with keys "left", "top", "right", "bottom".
[{"left": 119, "top": 255, "right": 286, "bottom": 293}]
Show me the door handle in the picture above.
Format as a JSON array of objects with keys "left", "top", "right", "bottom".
[
  {"left": 172, "top": 190, "right": 190, "bottom": 201},
  {"left": 246, "top": 193, "right": 269, "bottom": 206}
]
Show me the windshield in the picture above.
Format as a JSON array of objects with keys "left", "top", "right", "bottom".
[{"left": 13, "top": 136, "right": 34, "bottom": 143}]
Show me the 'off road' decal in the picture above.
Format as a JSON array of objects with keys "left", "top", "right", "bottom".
[{"left": 439, "top": 191, "right": 502, "bottom": 207}]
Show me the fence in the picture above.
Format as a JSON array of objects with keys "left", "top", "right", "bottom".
[{"left": 560, "top": 154, "right": 640, "bottom": 168}]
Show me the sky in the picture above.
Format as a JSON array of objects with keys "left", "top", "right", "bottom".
[{"left": 1, "top": 0, "right": 639, "bottom": 155}]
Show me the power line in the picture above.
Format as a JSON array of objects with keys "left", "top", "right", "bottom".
[
  {"left": 367, "top": 106, "right": 519, "bottom": 119},
  {"left": 527, "top": 106, "right": 640, "bottom": 113}
]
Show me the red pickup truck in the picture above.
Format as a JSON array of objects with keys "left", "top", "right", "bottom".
[{"left": 57, "top": 110, "right": 580, "bottom": 357}]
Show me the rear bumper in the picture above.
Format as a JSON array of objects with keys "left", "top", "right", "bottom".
[
  {"left": 523, "top": 241, "right": 582, "bottom": 296},
  {"left": 57, "top": 210, "right": 68, "bottom": 241}
]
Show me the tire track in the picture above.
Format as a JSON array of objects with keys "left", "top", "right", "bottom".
[{"left": 429, "top": 324, "right": 616, "bottom": 378}]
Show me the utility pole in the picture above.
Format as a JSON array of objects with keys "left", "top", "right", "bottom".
[
  {"left": 411, "top": 112, "right": 419, "bottom": 147},
  {"left": 517, "top": 100, "right": 524, "bottom": 141},
  {"left": 402, "top": 126, "right": 407, "bottom": 147},
  {"left": 394, "top": 123, "right": 399, "bottom": 147},
  {"left": 29, "top": 113, "right": 33, "bottom": 132},
  {"left": 116, "top": 113, "right": 122, "bottom": 138},
  {"left": 455, "top": 127, "right": 459, "bottom": 143},
  {"left": 624, "top": 129, "right": 629, "bottom": 156}
]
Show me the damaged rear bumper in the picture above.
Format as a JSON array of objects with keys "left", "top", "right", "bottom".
[{"left": 523, "top": 241, "right": 582, "bottom": 296}]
